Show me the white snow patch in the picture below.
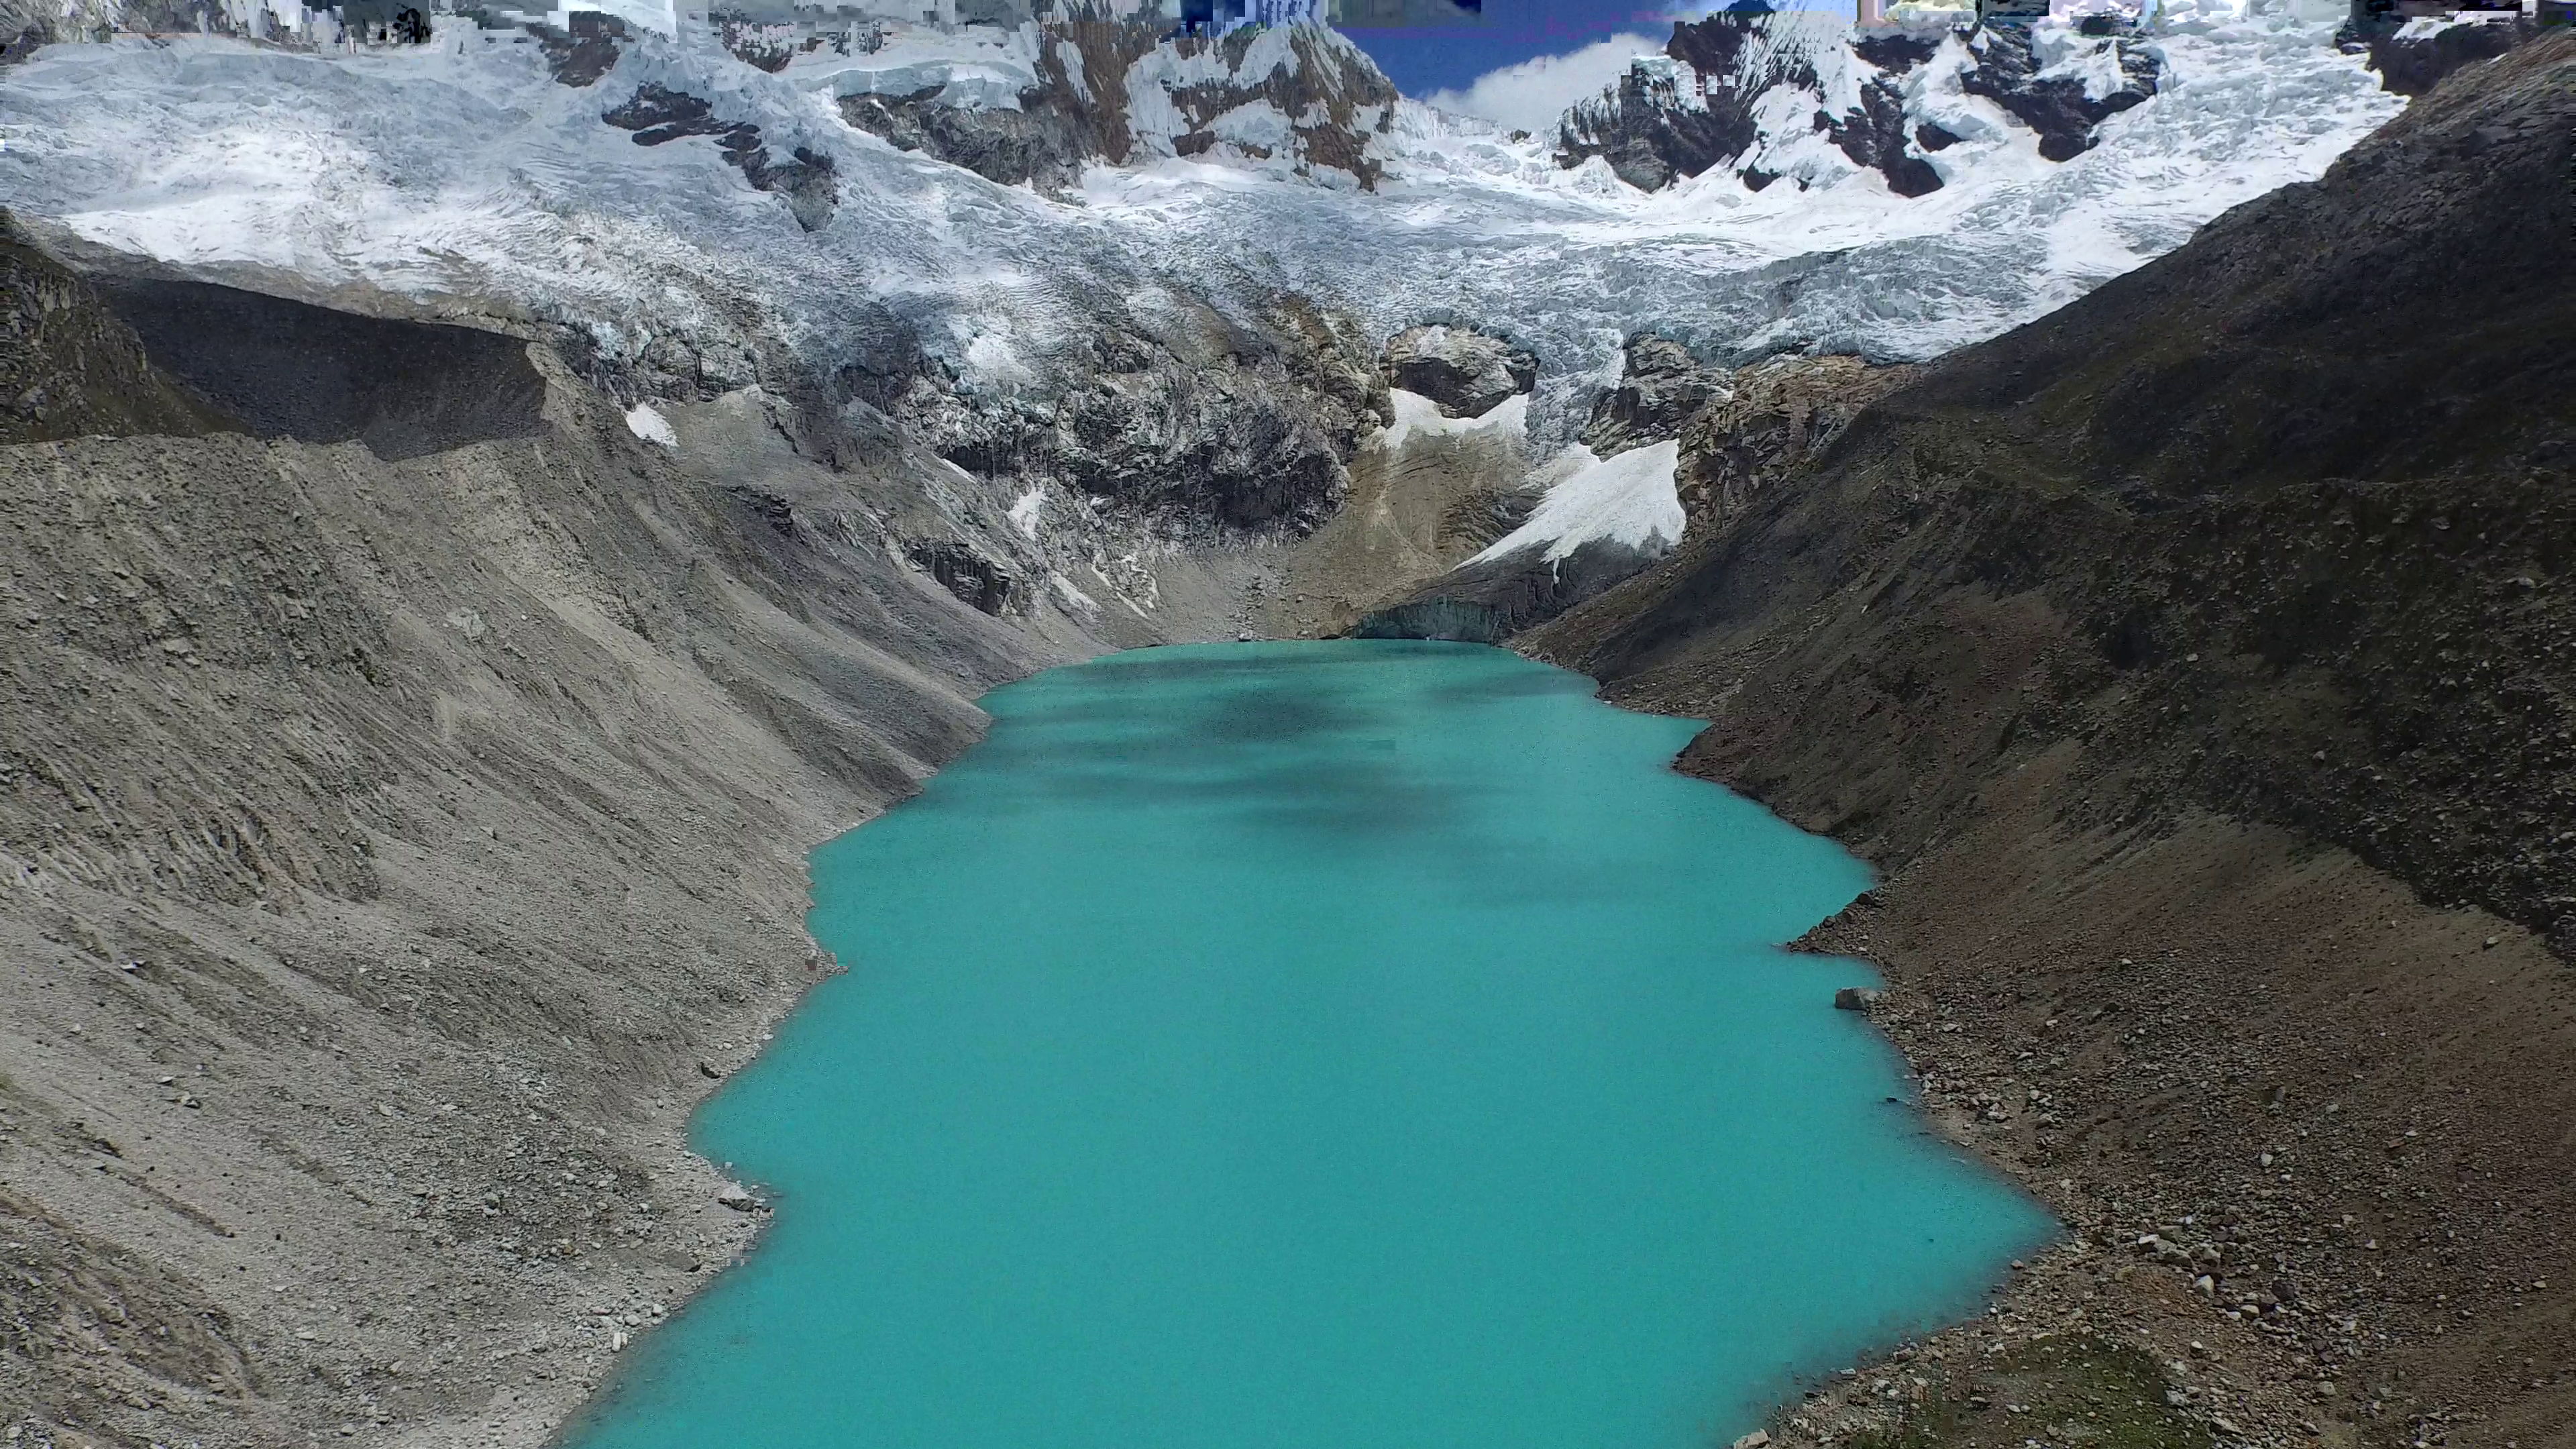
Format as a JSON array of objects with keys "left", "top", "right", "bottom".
[
  {"left": 1470, "top": 439, "right": 1683, "bottom": 566},
  {"left": 1008, "top": 486, "right": 1046, "bottom": 539},
  {"left": 0, "top": 13, "right": 2402, "bottom": 460},
  {"left": 2392, "top": 11, "right": 2510, "bottom": 37},
  {"left": 1376, "top": 388, "right": 1528, "bottom": 453},
  {"left": 623, "top": 402, "right": 678, "bottom": 449},
  {"left": 1048, "top": 572, "right": 1099, "bottom": 613}
]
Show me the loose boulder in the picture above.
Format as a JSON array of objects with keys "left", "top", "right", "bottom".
[
  {"left": 1582, "top": 333, "right": 1726, "bottom": 458},
  {"left": 1380, "top": 325, "right": 1536, "bottom": 419}
]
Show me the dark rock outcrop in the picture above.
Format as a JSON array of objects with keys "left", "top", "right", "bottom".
[
  {"left": 533, "top": 9, "right": 626, "bottom": 87},
  {"left": 840, "top": 21, "right": 1399, "bottom": 193},
  {"left": 1582, "top": 335, "right": 1725, "bottom": 458},
  {"left": 1356, "top": 536, "right": 1665, "bottom": 644},
  {"left": 1958, "top": 22, "right": 2159, "bottom": 162},
  {"left": 894, "top": 298, "right": 1385, "bottom": 531},
  {"left": 1558, "top": 11, "right": 2156, "bottom": 190},
  {"left": 2355, "top": 14, "right": 2536, "bottom": 96},
  {"left": 1671, "top": 353, "right": 1913, "bottom": 527},
  {"left": 602, "top": 85, "right": 839, "bottom": 231},
  {"left": 1554, "top": 52, "right": 1754, "bottom": 192},
  {"left": 904, "top": 537, "right": 1019, "bottom": 614},
  {"left": 1367, "top": 341, "right": 1901, "bottom": 645},
  {"left": 1379, "top": 324, "right": 1536, "bottom": 419},
  {"left": 839, "top": 86, "right": 1095, "bottom": 191},
  {"left": 1829, "top": 68, "right": 1947, "bottom": 197}
]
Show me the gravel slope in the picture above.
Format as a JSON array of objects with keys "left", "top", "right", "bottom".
[{"left": 0, "top": 241, "right": 1259, "bottom": 1449}]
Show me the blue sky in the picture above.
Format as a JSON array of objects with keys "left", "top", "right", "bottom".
[
  {"left": 1341, "top": 0, "right": 1687, "bottom": 96},
  {"left": 1337, "top": 0, "right": 1838, "bottom": 131}
]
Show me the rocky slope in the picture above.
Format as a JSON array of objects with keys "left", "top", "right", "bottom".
[
  {"left": 0, "top": 220, "right": 221, "bottom": 445},
  {"left": 1356, "top": 339, "right": 1910, "bottom": 644},
  {"left": 837, "top": 17, "right": 1401, "bottom": 192},
  {"left": 1529, "top": 32, "right": 2576, "bottom": 1449},
  {"left": 2354, "top": 13, "right": 2542, "bottom": 97},
  {"left": 0, "top": 230, "right": 1289, "bottom": 1449}
]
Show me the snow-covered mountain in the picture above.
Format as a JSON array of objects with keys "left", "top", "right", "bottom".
[
  {"left": 1554, "top": 9, "right": 2163, "bottom": 194},
  {"left": 0, "top": 0, "right": 2401, "bottom": 546}
]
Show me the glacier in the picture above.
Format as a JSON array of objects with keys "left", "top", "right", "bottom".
[{"left": 0, "top": 0, "right": 2401, "bottom": 455}]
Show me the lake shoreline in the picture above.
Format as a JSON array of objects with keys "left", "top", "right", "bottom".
[
  {"left": 1570, "top": 658, "right": 2550, "bottom": 1449},
  {"left": 570, "top": 641, "right": 2051, "bottom": 1449},
  {"left": 571, "top": 633, "right": 2439, "bottom": 1449}
]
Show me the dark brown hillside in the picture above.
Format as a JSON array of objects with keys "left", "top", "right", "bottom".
[
  {"left": 1532, "top": 34, "right": 2576, "bottom": 1449},
  {"left": 0, "top": 215, "right": 223, "bottom": 444}
]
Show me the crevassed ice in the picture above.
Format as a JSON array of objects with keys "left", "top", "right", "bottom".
[{"left": 0, "top": 5, "right": 2400, "bottom": 445}]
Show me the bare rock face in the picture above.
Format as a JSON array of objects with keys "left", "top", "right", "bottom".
[
  {"left": 1354, "top": 535, "right": 1665, "bottom": 645},
  {"left": 1582, "top": 334, "right": 1727, "bottom": 459},
  {"left": 2353, "top": 14, "right": 2538, "bottom": 97},
  {"left": 1359, "top": 342, "right": 1903, "bottom": 645},
  {"left": 1379, "top": 325, "right": 1537, "bottom": 420},
  {"left": 839, "top": 21, "right": 1401, "bottom": 195},
  {"left": 1556, "top": 11, "right": 2156, "bottom": 192},
  {"left": 1672, "top": 353, "right": 1914, "bottom": 529},
  {"left": 839, "top": 86, "right": 1094, "bottom": 192},
  {"left": 895, "top": 298, "right": 1387, "bottom": 532},
  {"left": 1957, "top": 21, "right": 2159, "bottom": 163}
]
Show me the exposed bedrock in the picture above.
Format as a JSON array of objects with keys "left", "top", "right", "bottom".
[
  {"left": 838, "top": 85, "right": 1095, "bottom": 191},
  {"left": 1356, "top": 537, "right": 1662, "bottom": 645},
  {"left": 836, "top": 19, "right": 1400, "bottom": 193},
  {"left": 1255, "top": 390, "right": 1535, "bottom": 639},
  {"left": 1556, "top": 11, "right": 2157, "bottom": 192},
  {"left": 602, "top": 84, "right": 840, "bottom": 232},
  {"left": 1360, "top": 339, "right": 1906, "bottom": 644},
  {"left": 1671, "top": 352, "right": 1914, "bottom": 529},
  {"left": 1580, "top": 334, "right": 1726, "bottom": 459},
  {"left": 898, "top": 295, "right": 1389, "bottom": 532},
  {"left": 1378, "top": 323, "right": 1536, "bottom": 421},
  {"left": 2355, "top": 14, "right": 2541, "bottom": 96},
  {"left": 1957, "top": 21, "right": 2159, "bottom": 163},
  {"left": 1530, "top": 35, "right": 2576, "bottom": 1446},
  {"left": 0, "top": 217, "right": 222, "bottom": 443}
]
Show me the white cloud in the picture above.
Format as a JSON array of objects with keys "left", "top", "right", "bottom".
[{"left": 1419, "top": 34, "right": 1668, "bottom": 137}]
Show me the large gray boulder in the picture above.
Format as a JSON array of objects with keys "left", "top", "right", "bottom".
[
  {"left": 1379, "top": 325, "right": 1536, "bottom": 419},
  {"left": 1582, "top": 333, "right": 1725, "bottom": 458}
]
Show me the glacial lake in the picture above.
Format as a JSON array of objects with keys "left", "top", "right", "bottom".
[{"left": 567, "top": 641, "right": 2053, "bottom": 1449}]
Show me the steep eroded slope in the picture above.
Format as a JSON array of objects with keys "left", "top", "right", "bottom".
[{"left": 1534, "top": 34, "right": 2576, "bottom": 1449}]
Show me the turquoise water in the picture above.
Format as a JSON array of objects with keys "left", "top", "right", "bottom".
[{"left": 568, "top": 641, "right": 2053, "bottom": 1449}]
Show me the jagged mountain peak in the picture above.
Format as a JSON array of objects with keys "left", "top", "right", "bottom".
[
  {"left": 1553, "top": 7, "right": 2159, "bottom": 194},
  {"left": 0, "top": 0, "right": 2407, "bottom": 494}
]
